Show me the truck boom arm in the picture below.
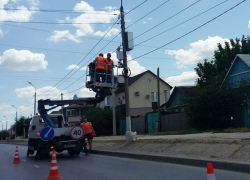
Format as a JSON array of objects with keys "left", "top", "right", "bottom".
[{"left": 38, "top": 98, "right": 97, "bottom": 128}]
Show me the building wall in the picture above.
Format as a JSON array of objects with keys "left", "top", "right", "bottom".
[
  {"left": 99, "top": 72, "right": 171, "bottom": 117},
  {"left": 128, "top": 72, "right": 171, "bottom": 109}
]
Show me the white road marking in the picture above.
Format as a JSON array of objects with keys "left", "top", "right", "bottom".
[{"left": 33, "top": 165, "right": 39, "bottom": 168}]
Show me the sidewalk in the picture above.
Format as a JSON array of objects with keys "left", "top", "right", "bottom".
[
  {"left": 93, "top": 132, "right": 250, "bottom": 163},
  {"left": 2, "top": 132, "right": 250, "bottom": 173}
]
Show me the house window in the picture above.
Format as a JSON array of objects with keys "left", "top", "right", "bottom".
[
  {"left": 104, "top": 96, "right": 111, "bottom": 106},
  {"left": 151, "top": 92, "right": 157, "bottom": 102},
  {"left": 146, "top": 78, "right": 151, "bottom": 84},
  {"left": 164, "top": 90, "right": 168, "bottom": 103}
]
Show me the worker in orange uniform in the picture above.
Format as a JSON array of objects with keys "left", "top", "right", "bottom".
[
  {"left": 105, "top": 53, "right": 114, "bottom": 83},
  {"left": 82, "top": 118, "right": 95, "bottom": 151},
  {"left": 94, "top": 53, "right": 106, "bottom": 82}
]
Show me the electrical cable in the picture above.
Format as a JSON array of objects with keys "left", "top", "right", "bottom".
[
  {"left": 126, "top": 0, "right": 170, "bottom": 29},
  {"left": 43, "top": 19, "right": 120, "bottom": 96},
  {"left": 0, "top": 21, "right": 119, "bottom": 25},
  {"left": 0, "top": 8, "right": 118, "bottom": 13},
  {"left": 134, "top": 0, "right": 228, "bottom": 47},
  {"left": 124, "top": 0, "right": 148, "bottom": 15},
  {"left": 132, "top": 0, "right": 201, "bottom": 41},
  {"left": 133, "top": 0, "right": 246, "bottom": 61}
]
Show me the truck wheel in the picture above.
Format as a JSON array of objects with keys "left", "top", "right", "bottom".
[
  {"left": 27, "top": 148, "right": 30, "bottom": 156},
  {"left": 30, "top": 150, "right": 34, "bottom": 155},
  {"left": 67, "top": 149, "right": 74, "bottom": 156},
  {"left": 35, "top": 150, "right": 42, "bottom": 160},
  {"left": 44, "top": 153, "right": 50, "bottom": 159},
  {"left": 74, "top": 150, "right": 80, "bottom": 156}
]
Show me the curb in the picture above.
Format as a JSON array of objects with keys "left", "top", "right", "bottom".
[
  {"left": 2, "top": 141, "right": 250, "bottom": 173},
  {"left": 91, "top": 150, "right": 250, "bottom": 174}
]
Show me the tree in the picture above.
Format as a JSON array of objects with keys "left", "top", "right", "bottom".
[
  {"left": 84, "top": 108, "right": 124, "bottom": 136},
  {"left": 186, "top": 35, "right": 250, "bottom": 130},
  {"left": 14, "top": 116, "right": 31, "bottom": 138}
]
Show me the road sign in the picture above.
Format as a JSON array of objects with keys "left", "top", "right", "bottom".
[
  {"left": 70, "top": 126, "right": 84, "bottom": 140},
  {"left": 40, "top": 127, "right": 55, "bottom": 141}
]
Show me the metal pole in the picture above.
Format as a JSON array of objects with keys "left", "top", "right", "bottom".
[
  {"left": 157, "top": 68, "right": 161, "bottom": 132},
  {"left": 120, "top": 1, "right": 131, "bottom": 144},
  {"left": 6, "top": 121, "right": 7, "bottom": 140},
  {"left": 34, "top": 89, "right": 36, "bottom": 115},
  {"left": 112, "top": 69, "right": 116, "bottom": 135}
]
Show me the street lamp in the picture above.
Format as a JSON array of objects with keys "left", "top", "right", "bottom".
[
  {"left": 3, "top": 116, "right": 8, "bottom": 140},
  {"left": 28, "top": 81, "right": 36, "bottom": 115},
  {"left": 12, "top": 105, "right": 17, "bottom": 139}
]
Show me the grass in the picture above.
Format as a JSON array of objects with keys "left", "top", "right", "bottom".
[{"left": 146, "top": 127, "right": 250, "bottom": 136}]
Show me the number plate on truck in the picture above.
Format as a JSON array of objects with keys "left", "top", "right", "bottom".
[{"left": 64, "top": 144, "right": 76, "bottom": 148}]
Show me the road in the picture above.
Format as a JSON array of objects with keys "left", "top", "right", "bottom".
[{"left": 1, "top": 144, "right": 250, "bottom": 180}]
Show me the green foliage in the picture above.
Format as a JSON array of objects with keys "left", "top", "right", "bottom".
[
  {"left": 15, "top": 116, "right": 31, "bottom": 137},
  {"left": 186, "top": 35, "right": 250, "bottom": 130},
  {"left": 84, "top": 107, "right": 124, "bottom": 136}
]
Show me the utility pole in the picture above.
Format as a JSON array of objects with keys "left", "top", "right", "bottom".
[
  {"left": 157, "top": 68, "right": 161, "bottom": 132},
  {"left": 28, "top": 81, "right": 36, "bottom": 115},
  {"left": 120, "top": 0, "right": 132, "bottom": 144},
  {"left": 112, "top": 69, "right": 116, "bottom": 135}
]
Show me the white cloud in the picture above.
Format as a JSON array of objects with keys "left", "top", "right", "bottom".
[
  {"left": 0, "top": 49, "right": 48, "bottom": 71},
  {"left": 15, "top": 86, "right": 72, "bottom": 100},
  {"left": 80, "top": 87, "right": 96, "bottom": 97},
  {"left": 26, "top": 0, "right": 39, "bottom": 6},
  {"left": 49, "top": 30, "right": 81, "bottom": 43},
  {"left": 105, "top": 52, "right": 146, "bottom": 76},
  {"left": 49, "top": 1, "right": 120, "bottom": 42},
  {"left": 81, "top": 66, "right": 87, "bottom": 71},
  {"left": 66, "top": 64, "right": 79, "bottom": 70},
  {"left": 0, "top": 29, "right": 3, "bottom": 36},
  {"left": 93, "top": 28, "right": 120, "bottom": 37},
  {"left": 143, "top": 17, "right": 152, "bottom": 24},
  {"left": 0, "top": 1, "right": 38, "bottom": 22},
  {"left": 165, "top": 36, "right": 229, "bottom": 69},
  {"left": 0, "top": 103, "right": 11, "bottom": 110},
  {"left": 166, "top": 71, "right": 198, "bottom": 87}
]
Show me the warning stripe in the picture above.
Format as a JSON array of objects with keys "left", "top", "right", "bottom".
[
  {"left": 50, "top": 166, "right": 58, "bottom": 170},
  {"left": 51, "top": 160, "right": 57, "bottom": 163}
]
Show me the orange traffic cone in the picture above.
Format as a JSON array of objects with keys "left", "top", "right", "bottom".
[
  {"left": 48, "top": 150, "right": 61, "bottom": 179},
  {"left": 207, "top": 163, "right": 216, "bottom": 180},
  {"left": 13, "top": 146, "right": 20, "bottom": 163}
]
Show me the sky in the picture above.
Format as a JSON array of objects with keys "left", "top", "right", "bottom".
[{"left": 0, "top": 0, "right": 250, "bottom": 128}]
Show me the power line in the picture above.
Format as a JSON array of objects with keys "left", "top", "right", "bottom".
[
  {"left": 132, "top": 0, "right": 201, "bottom": 41},
  {"left": 124, "top": 0, "right": 149, "bottom": 15},
  {"left": 126, "top": 0, "right": 170, "bottom": 29},
  {"left": 0, "top": 43, "right": 93, "bottom": 55},
  {"left": 133, "top": 0, "right": 246, "bottom": 60},
  {"left": 0, "top": 8, "right": 119, "bottom": 14},
  {"left": 0, "top": 21, "right": 119, "bottom": 25},
  {"left": 43, "top": 19, "right": 120, "bottom": 96},
  {"left": 29, "top": 1, "right": 151, "bottom": 95},
  {"left": 134, "top": 0, "right": 228, "bottom": 47}
]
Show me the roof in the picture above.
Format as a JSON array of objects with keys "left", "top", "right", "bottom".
[
  {"left": 176, "top": 86, "right": 196, "bottom": 98},
  {"left": 222, "top": 54, "right": 250, "bottom": 85},
  {"left": 237, "top": 54, "right": 250, "bottom": 66},
  {"left": 115, "top": 70, "right": 173, "bottom": 94},
  {"left": 160, "top": 86, "right": 196, "bottom": 108}
]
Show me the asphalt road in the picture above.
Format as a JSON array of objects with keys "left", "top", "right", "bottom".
[{"left": 1, "top": 144, "right": 250, "bottom": 180}]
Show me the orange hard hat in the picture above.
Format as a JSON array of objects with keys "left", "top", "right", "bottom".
[
  {"left": 99, "top": 53, "right": 103, "bottom": 56},
  {"left": 107, "top": 53, "right": 111, "bottom": 57}
]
